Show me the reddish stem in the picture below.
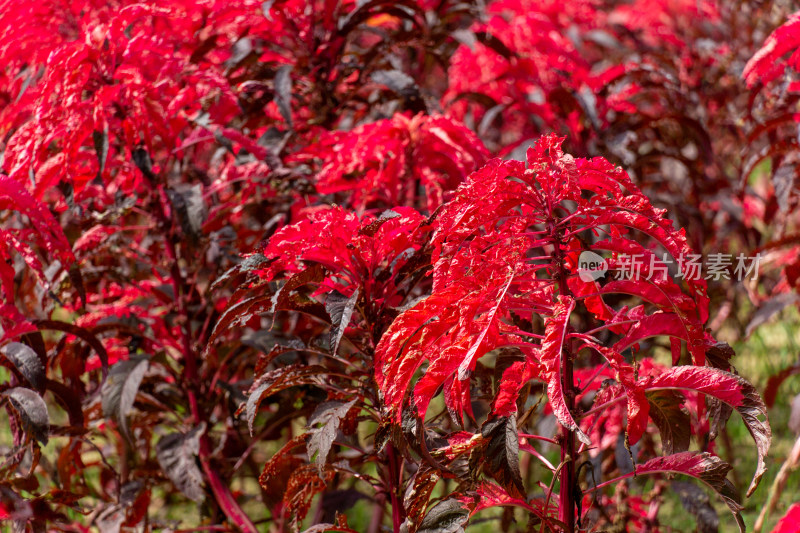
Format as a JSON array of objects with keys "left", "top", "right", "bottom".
[
  {"left": 558, "top": 356, "right": 577, "bottom": 533},
  {"left": 386, "top": 443, "right": 405, "bottom": 531},
  {"left": 550, "top": 218, "right": 577, "bottom": 533},
  {"left": 157, "top": 186, "right": 257, "bottom": 533},
  {"left": 586, "top": 472, "right": 635, "bottom": 493}
]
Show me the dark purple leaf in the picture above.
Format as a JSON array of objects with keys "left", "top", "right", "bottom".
[
  {"left": 156, "top": 423, "right": 206, "bottom": 503},
  {"left": 4, "top": 387, "right": 49, "bottom": 445},
  {"left": 646, "top": 390, "right": 691, "bottom": 455},
  {"left": 1, "top": 342, "right": 45, "bottom": 392},
  {"left": 746, "top": 293, "right": 800, "bottom": 338},
  {"left": 274, "top": 65, "right": 293, "bottom": 127},
  {"left": 672, "top": 480, "right": 720, "bottom": 533},
  {"left": 325, "top": 289, "right": 359, "bottom": 355},
  {"left": 479, "top": 415, "right": 524, "bottom": 498},
  {"left": 101, "top": 357, "right": 148, "bottom": 440},
  {"left": 417, "top": 498, "right": 470, "bottom": 533},
  {"left": 307, "top": 399, "right": 356, "bottom": 473}
]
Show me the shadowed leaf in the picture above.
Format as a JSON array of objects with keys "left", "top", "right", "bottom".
[
  {"left": 672, "top": 480, "right": 719, "bottom": 533},
  {"left": 3, "top": 387, "right": 49, "bottom": 445},
  {"left": 635, "top": 452, "right": 743, "bottom": 532},
  {"left": 417, "top": 498, "right": 470, "bottom": 533},
  {"left": 307, "top": 399, "right": 356, "bottom": 473},
  {"left": 240, "top": 364, "right": 327, "bottom": 435},
  {"left": 480, "top": 415, "right": 524, "bottom": 498},
  {"left": 404, "top": 465, "right": 441, "bottom": 532},
  {"left": 156, "top": 423, "right": 206, "bottom": 502},
  {"left": 101, "top": 357, "right": 148, "bottom": 440},
  {"left": 274, "top": 65, "right": 293, "bottom": 127},
  {"left": 1, "top": 342, "right": 45, "bottom": 391},
  {"left": 325, "top": 289, "right": 359, "bottom": 355},
  {"left": 647, "top": 390, "right": 691, "bottom": 455}
]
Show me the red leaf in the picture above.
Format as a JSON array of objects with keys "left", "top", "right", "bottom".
[
  {"left": 377, "top": 270, "right": 524, "bottom": 423},
  {"left": 292, "top": 113, "right": 488, "bottom": 211},
  {"left": 634, "top": 452, "right": 744, "bottom": 532},
  {"left": 614, "top": 311, "right": 704, "bottom": 365},
  {"left": 743, "top": 12, "right": 800, "bottom": 87},
  {"left": 541, "top": 296, "right": 590, "bottom": 445},
  {"left": 580, "top": 342, "right": 649, "bottom": 445},
  {"left": 771, "top": 503, "right": 800, "bottom": 533},
  {"left": 463, "top": 481, "right": 556, "bottom": 523},
  {"left": 0, "top": 176, "right": 75, "bottom": 302},
  {"left": 456, "top": 270, "right": 515, "bottom": 381},
  {"left": 645, "top": 366, "right": 771, "bottom": 496},
  {"left": 764, "top": 360, "right": 800, "bottom": 408},
  {"left": 493, "top": 359, "right": 540, "bottom": 417},
  {"left": 375, "top": 287, "right": 460, "bottom": 420},
  {"left": 258, "top": 205, "right": 428, "bottom": 302}
]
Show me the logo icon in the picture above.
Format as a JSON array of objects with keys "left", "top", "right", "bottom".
[{"left": 577, "top": 251, "right": 608, "bottom": 282}]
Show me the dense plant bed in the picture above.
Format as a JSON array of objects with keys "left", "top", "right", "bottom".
[{"left": 1, "top": 0, "right": 800, "bottom": 531}]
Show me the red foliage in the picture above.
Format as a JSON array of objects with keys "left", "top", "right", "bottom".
[
  {"left": 771, "top": 503, "right": 800, "bottom": 533},
  {"left": 293, "top": 113, "right": 488, "bottom": 212},
  {"left": 1, "top": 0, "right": 797, "bottom": 531}
]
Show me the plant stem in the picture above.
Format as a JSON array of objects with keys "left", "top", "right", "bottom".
[
  {"left": 386, "top": 443, "right": 405, "bottom": 531},
  {"left": 156, "top": 186, "right": 257, "bottom": 533},
  {"left": 586, "top": 473, "right": 635, "bottom": 493},
  {"left": 368, "top": 492, "right": 386, "bottom": 533},
  {"left": 558, "top": 350, "right": 577, "bottom": 533},
  {"left": 550, "top": 217, "right": 577, "bottom": 533}
]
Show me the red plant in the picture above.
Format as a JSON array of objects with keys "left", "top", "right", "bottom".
[
  {"left": 1, "top": 0, "right": 797, "bottom": 531},
  {"left": 770, "top": 503, "right": 800, "bottom": 533},
  {"left": 369, "top": 135, "right": 769, "bottom": 531}
]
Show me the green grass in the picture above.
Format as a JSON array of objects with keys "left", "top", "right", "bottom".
[{"left": 723, "top": 311, "right": 800, "bottom": 532}]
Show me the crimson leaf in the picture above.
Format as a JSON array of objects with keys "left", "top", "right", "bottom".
[
  {"left": 772, "top": 503, "right": 800, "bottom": 533},
  {"left": 634, "top": 452, "right": 744, "bottom": 532},
  {"left": 646, "top": 366, "right": 771, "bottom": 496},
  {"left": 542, "top": 297, "right": 590, "bottom": 446},
  {"left": 743, "top": 13, "right": 800, "bottom": 87}
]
